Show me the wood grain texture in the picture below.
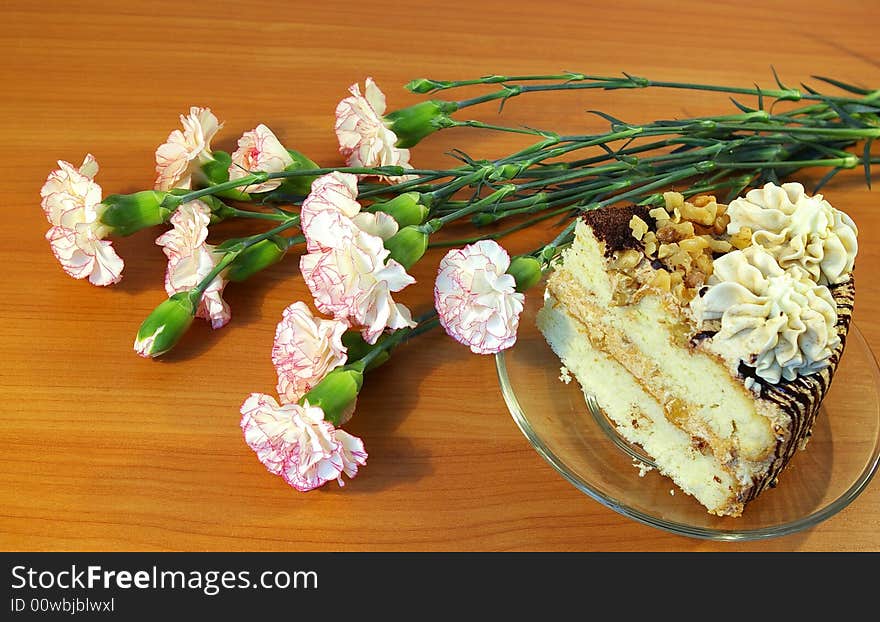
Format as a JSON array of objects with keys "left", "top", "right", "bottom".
[{"left": 1, "top": 0, "right": 878, "bottom": 551}]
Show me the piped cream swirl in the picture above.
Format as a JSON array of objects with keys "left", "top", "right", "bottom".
[
  {"left": 727, "top": 182, "right": 857, "bottom": 285},
  {"left": 691, "top": 245, "right": 839, "bottom": 385}
]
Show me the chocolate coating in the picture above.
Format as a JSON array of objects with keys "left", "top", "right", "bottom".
[
  {"left": 740, "top": 275, "right": 855, "bottom": 504},
  {"left": 581, "top": 205, "right": 654, "bottom": 256}
]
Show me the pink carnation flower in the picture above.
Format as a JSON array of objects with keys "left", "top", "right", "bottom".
[
  {"left": 300, "top": 172, "right": 400, "bottom": 252},
  {"left": 334, "top": 78, "right": 414, "bottom": 183},
  {"left": 434, "top": 240, "right": 525, "bottom": 354},
  {"left": 272, "top": 301, "right": 348, "bottom": 404},
  {"left": 240, "top": 393, "right": 367, "bottom": 491},
  {"left": 40, "top": 154, "right": 124, "bottom": 286},
  {"left": 229, "top": 124, "right": 294, "bottom": 193},
  {"left": 155, "top": 200, "right": 230, "bottom": 329},
  {"left": 301, "top": 218, "right": 416, "bottom": 344},
  {"left": 298, "top": 172, "right": 415, "bottom": 343},
  {"left": 299, "top": 172, "right": 362, "bottom": 241},
  {"left": 154, "top": 106, "right": 222, "bottom": 191}
]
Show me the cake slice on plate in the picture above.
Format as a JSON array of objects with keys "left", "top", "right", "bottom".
[{"left": 537, "top": 183, "right": 857, "bottom": 516}]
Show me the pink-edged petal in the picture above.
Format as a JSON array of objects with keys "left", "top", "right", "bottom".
[
  {"left": 434, "top": 240, "right": 524, "bottom": 354},
  {"left": 229, "top": 124, "right": 294, "bottom": 193},
  {"left": 240, "top": 397, "right": 363, "bottom": 492},
  {"left": 154, "top": 107, "right": 222, "bottom": 191},
  {"left": 334, "top": 78, "right": 414, "bottom": 182},
  {"left": 240, "top": 393, "right": 295, "bottom": 475},
  {"left": 46, "top": 225, "right": 124, "bottom": 286},
  {"left": 334, "top": 430, "right": 368, "bottom": 481},
  {"left": 158, "top": 200, "right": 230, "bottom": 328},
  {"left": 300, "top": 171, "right": 362, "bottom": 239},
  {"left": 272, "top": 301, "right": 349, "bottom": 404}
]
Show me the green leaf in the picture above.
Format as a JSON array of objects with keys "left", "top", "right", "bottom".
[
  {"left": 770, "top": 65, "right": 788, "bottom": 90},
  {"left": 587, "top": 109, "right": 628, "bottom": 128},
  {"left": 844, "top": 104, "right": 880, "bottom": 114},
  {"left": 730, "top": 97, "right": 756, "bottom": 114},
  {"left": 864, "top": 139, "right": 873, "bottom": 189},
  {"left": 723, "top": 174, "right": 756, "bottom": 203},
  {"left": 812, "top": 75, "right": 871, "bottom": 95},
  {"left": 446, "top": 148, "right": 478, "bottom": 166},
  {"left": 824, "top": 98, "right": 867, "bottom": 128},
  {"left": 596, "top": 142, "right": 615, "bottom": 157},
  {"left": 812, "top": 167, "right": 843, "bottom": 193},
  {"left": 621, "top": 71, "right": 649, "bottom": 88}
]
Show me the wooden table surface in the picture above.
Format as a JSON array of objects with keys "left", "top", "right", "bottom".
[{"left": 2, "top": 0, "right": 879, "bottom": 552}]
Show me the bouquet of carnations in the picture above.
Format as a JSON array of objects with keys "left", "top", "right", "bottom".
[{"left": 39, "top": 70, "right": 879, "bottom": 491}]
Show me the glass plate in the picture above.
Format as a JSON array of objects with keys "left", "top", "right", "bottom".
[{"left": 496, "top": 288, "right": 880, "bottom": 541}]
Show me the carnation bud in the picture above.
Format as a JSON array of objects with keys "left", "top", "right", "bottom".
[
  {"left": 507, "top": 255, "right": 543, "bottom": 292},
  {"left": 134, "top": 292, "right": 197, "bottom": 358},
  {"left": 341, "top": 332, "right": 391, "bottom": 370},
  {"left": 194, "top": 195, "right": 236, "bottom": 223},
  {"left": 489, "top": 163, "right": 526, "bottom": 181},
  {"left": 384, "top": 100, "right": 459, "bottom": 148},
  {"left": 471, "top": 213, "right": 496, "bottom": 226},
  {"left": 275, "top": 149, "right": 321, "bottom": 196},
  {"left": 223, "top": 237, "right": 288, "bottom": 282},
  {"left": 201, "top": 150, "right": 233, "bottom": 185},
  {"left": 198, "top": 151, "right": 252, "bottom": 201},
  {"left": 384, "top": 225, "right": 429, "bottom": 269},
  {"left": 368, "top": 192, "right": 429, "bottom": 227},
  {"left": 405, "top": 78, "right": 448, "bottom": 94},
  {"left": 99, "top": 191, "right": 172, "bottom": 236},
  {"left": 300, "top": 367, "right": 364, "bottom": 425}
]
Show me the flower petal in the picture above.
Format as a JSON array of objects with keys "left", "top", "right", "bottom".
[{"left": 434, "top": 240, "right": 524, "bottom": 354}]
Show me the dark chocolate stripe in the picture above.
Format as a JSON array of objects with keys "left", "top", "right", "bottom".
[{"left": 740, "top": 275, "right": 855, "bottom": 501}]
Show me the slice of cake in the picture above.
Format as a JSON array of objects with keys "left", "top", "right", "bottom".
[{"left": 537, "top": 182, "right": 857, "bottom": 516}]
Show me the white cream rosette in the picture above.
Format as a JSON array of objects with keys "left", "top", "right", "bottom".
[
  {"left": 726, "top": 181, "right": 857, "bottom": 285},
  {"left": 691, "top": 245, "right": 839, "bottom": 384}
]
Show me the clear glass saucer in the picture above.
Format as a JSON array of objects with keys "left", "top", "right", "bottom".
[{"left": 496, "top": 289, "right": 880, "bottom": 541}]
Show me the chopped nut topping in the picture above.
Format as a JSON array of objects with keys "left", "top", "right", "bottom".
[
  {"left": 705, "top": 237, "right": 732, "bottom": 254},
  {"left": 651, "top": 269, "right": 671, "bottom": 292},
  {"left": 612, "top": 189, "right": 752, "bottom": 308},
  {"left": 662, "top": 191, "right": 685, "bottom": 212},
  {"left": 649, "top": 206, "right": 672, "bottom": 223},
  {"left": 730, "top": 226, "right": 753, "bottom": 250},
  {"left": 609, "top": 248, "right": 642, "bottom": 270},
  {"left": 679, "top": 236, "right": 709, "bottom": 255},
  {"left": 713, "top": 212, "right": 731, "bottom": 235},
  {"left": 629, "top": 215, "right": 649, "bottom": 241}
]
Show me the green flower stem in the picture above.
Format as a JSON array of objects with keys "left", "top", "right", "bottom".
[
  {"left": 513, "top": 161, "right": 634, "bottom": 191},
  {"left": 356, "top": 174, "right": 448, "bottom": 200},
  {"left": 637, "top": 122, "right": 880, "bottom": 139},
  {"left": 164, "top": 173, "right": 269, "bottom": 208},
  {"left": 423, "top": 185, "right": 517, "bottom": 233},
  {"left": 500, "top": 128, "right": 642, "bottom": 165},
  {"left": 593, "top": 164, "right": 711, "bottom": 208},
  {"left": 509, "top": 143, "right": 724, "bottom": 194},
  {"left": 438, "top": 73, "right": 878, "bottom": 110},
  {"left": 407, "top": 73, "right": 620, "bottom": 93},
  {"left": 191, "top": 217, "right": 301, "bottom": 298},
  {"left": 163, "top": 167, "right": 472, "bottom": 209},
  {"left": 427, "top": 168, "right": 491, "bottom": 203},
  {"left": 441, "top": 119, "right": 556, "bottom": 137},
  {"left": 224, "top": 206, "right": 291, "bottom": 222},
  {"left": 282, "top": 234, "right": 306, "bottom": 250},
  {"left": 427, "top": 206, "right": 573, "bottom": 249},
  {"left": 714, "top": 156, "right": 859, "bottom": 170},
  {"left": 348, "top": 313, "right": 441, "bottom": 372},
  {"left": 558, "top": 138, "right": 674, "bottom": 171}
]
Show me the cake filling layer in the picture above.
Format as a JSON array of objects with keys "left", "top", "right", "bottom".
[
  {"left": 538, "top": 292, "right": 743, "bottom": 516},
  {"left": 538, "top": 208, "right": 856, "bottom": 516}
]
